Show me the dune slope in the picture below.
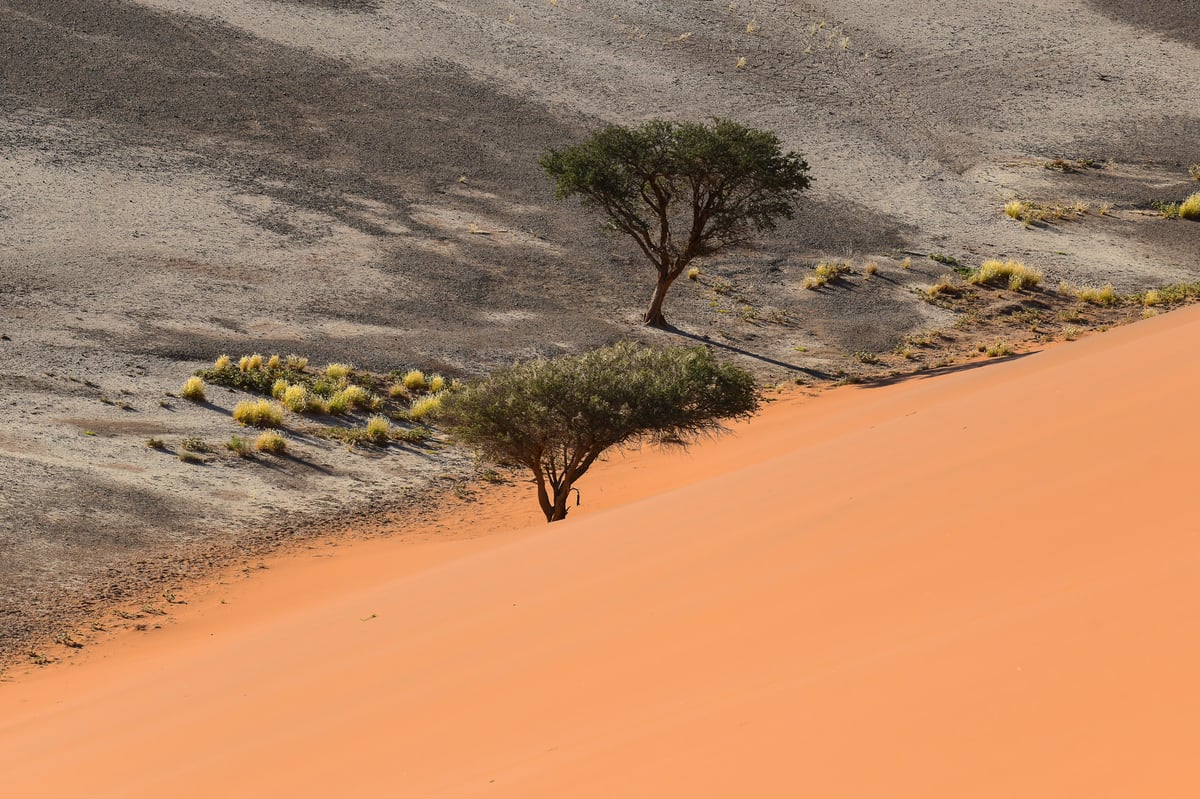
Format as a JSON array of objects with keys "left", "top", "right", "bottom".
[{"left": 3, "top": 306, "right": 1200, "bottom": 797}]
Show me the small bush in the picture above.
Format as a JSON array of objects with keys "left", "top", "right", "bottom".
[
  {"left": 428, "top": 374, "right": 446, "bottom": 393},
  {"left": 285, "top": 354, "right": 308, "bottom": 371},
  {"left": 233, "top": 399, "right": 283, "bottom": 428},
  {"left": 1142, "top": 289, "right": 1163, "bottom": 307},
  {"left": 852, "top": 351, "right": 879, "bottom": 364},
  {"left": 687, "top": 266, "right": 700, "bottom": 280},
  {"left": 900, "top": 257, "right": 911, "bottom": 270},
  {"left": 409, "top": 392, "right": 443, "bottom": 421},
  {"left": 180, "top": 437, "right": 212, "bottom": 453},
  {"left": 254, "top": 431, "right": 287, "bottom": 454},
  {"left": 146, "top": 437, "right": 165, "bottom": 449},
  {"left": 864, "top": 261, "right": 877, "bottom": 277},
  {"left": 1180, "top": 191, "right": 1200, "bottom": 220},
  {"left": 327, "top": 392, "right": 349, "bottom": 415},
  {"left": 403, "top": 369, "right": 427, "bottom": 391},
  {"left": 388, "top": 383, "right": 407, "bottom": 399},
  {"left": 968, "top": 259, "right": 1042, "bottom": 290},
  {"left": 181, "top": 376, "right": 206, "bottom": 402},
  {"left": 271, "top": 378, "right": 290, "bottom": 398},
  {"left": 1190, "top": 164, "right": 1200, "bottom": 181},
  {"left": 178, "top": 451, "right": 204, "bottom": 464},
  {"left": 266, "top": 354, "right": 281, "bottom": 370},
  {"left": 226, "top": 435, "right": 251, "bottom": 457},
  {"left": 325, "top": 362, "right": 353, "bottom": 381},
  {"left": 1076, "top": 284, "right": 1117, "bottom": 306},
  {"left": 213, "top": 354, "right": 231, "bottom": 370}
]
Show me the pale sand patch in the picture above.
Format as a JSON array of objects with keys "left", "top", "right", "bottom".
[{"left": 3, "top": 304, "right": 1200, "bottom": 796}]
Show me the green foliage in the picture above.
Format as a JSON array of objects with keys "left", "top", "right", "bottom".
[
  {"left": 541, "top": 119, "right": 811, "bottom": 326},
  {"left": 440, "top": 342, "right": 759, "bottom": 522}
]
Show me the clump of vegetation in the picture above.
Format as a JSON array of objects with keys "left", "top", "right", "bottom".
[
  {"left": 409, "top": 393, "right": 444, "bottom": 421},
  {"left": 179, "top": 437, "right": 212, "bottom": 453},
  {"left": 984, "top": 341, "right": 1012, "bottom": 357},
  {"left": 226, "top": 435, "right": 251, "bottom": 457},
  {"left": 1180, "top": 191, "right": 1200, "bottom": 220},
  {"left": 852, "top": 351, "right": 879, "bottom": 364},
  {"left": 687, "top": 266, "right": 700, "bottom": 280},
  {"left": 180, "top": 376, "right": 206, "bottom": 402},
  {"left": 1076, "top": 284, "right": 1117, "bottom": 306},
  {"left": 178, "top": 451, "right": 204, "bottom": 464},
  {"left": 968, "top": 259, "right": 1043, "bottom": 290},
  {"left": 1153, "top": 199, "right": 1181, "bottom": 218},
  {"left": 254, "top": 431, "right": 287, "bottom": 454},
  {"left": 428, "top": 374, "right": 447, "bottom": 393},
  {"left": 271, "top": 378, "right": 290, "bottom": 398},
  {"left": 440, "top": 342, "right": 758, "bottom": 522},
  {"left": 266, "top": 354, "right": 281, "bottom": 370},
  {"left": 864, "top": 261, "right": 878, "bottom": 277},
  {"left": 388, "top": 382, "right": 407, "bottom": 399},
  {"left": 233, "top": 399, "right": 283, "bottom": 428},
  {"left": 803, "top": 261, "right": 850, "bottom": 289},
  {"left": 1004, "top": 199, "right": 1028, "bottom": 219},
  {"left": 1141, "top": 289, "right": 1163, "bottom": 307},
  {"left": 899, "top": 257, "right": 912, "bottom": 270},
  {"left": 213, "top": 354, "right": 231, "bottom": 370},
  {"left": 926, "top": 276, "right": 964, "bottom": 299},
  {"left": 365, "top": 415, "right": 391, "bottom": 443},
  {"left": 285, "top": 354, "right": 308, "bottom": 370},
  {"left": 325, "top": 362, "right": 353, "bottom": 381},
  {"left": 146, "top": 437, "right": 165, "bottom": 449},
  {"left": 402, "top": 369, "right": 427, "bottom": 391},
  {"left": 239, "top": 353, "right": 265, "bottom": 372},
  {"left": 1190, "top": 164, "right": 1200, "bottom": 181},
  {"left": 928, "top": 252, "right": 960, "bottom": 267}
]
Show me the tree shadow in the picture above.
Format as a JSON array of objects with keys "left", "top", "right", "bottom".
[
  {"left": 660, "top": 325, "right": 837, "bottom": 380},
  {"left": 847, "top": 350, "right": 1036, "bottom": 389}
]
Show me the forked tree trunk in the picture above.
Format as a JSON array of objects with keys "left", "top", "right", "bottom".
[{"left": 643, "top": 269, "right": 680, "bottom": 328}]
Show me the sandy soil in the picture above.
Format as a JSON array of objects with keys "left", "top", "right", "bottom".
[
  {"left": 3, "top": 303, "right": 1199, "bottom": 796},
  {"left": 2, "top": 0, "right": 1198, "bottom": 655}
]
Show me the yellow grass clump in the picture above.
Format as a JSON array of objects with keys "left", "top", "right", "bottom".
[
  {"left": 254, "top": 431, "right": 287, "bottom": 454},
  {"left": 365, "top": 415, "right": 391, "bottom": 443},
  {"left": 213, "top": 354, "right": 231, "bottom": 370},
  {"left": 428, "top": 374, "right": 446, "bottom": 393},
  {"left": 1004, "top": 200, "right": 1028, "bottom": 219},
  {"left": 325, "top": 362, "right": 353, "bottom": 380},
  {"left": 969, "top": 259, "right": 1043, "bottom": 291},
  {"left": 409, "top": 393, "right": 443, "bottom": 421},
  {"left": 180, "top": 376, "right": 206, "bottom": 402},
  {"left": 803, "top": 261, "right": 850, "bottom": 289},
  {"left": 271, "top": 378, "right": 290, "bottom": 398},
  {"left": 281, "top": 384, "right": 312, "bottom": 412},
  {"left": 233, "top": 399, "right": 283, "bottom": 428},
  {"left": 1076, "top": 284, "right": 1117, "bottom": 305},
  {"left": 1142, "top": 289, "right": 1163, "bottom": 307},
  {"left": 266, "top": 354, "right": 281, "bottom": 370},
  {"left": 403, "top": 369, "right": 427, "bottom": 391},
  {"left": 285, "top": 354, "right": 308, "bottom": 371},
  {"left": 388, "top": 383, "right": 407, "bottom": 399},
  {"left": 1179, "top": 191, "right": 1200, "bottom": 220}
]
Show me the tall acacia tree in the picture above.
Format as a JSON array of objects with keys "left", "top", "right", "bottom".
[
  {"left": 541, "top": 119, "right": 811, "bottom": 328},
  {"left": 439, "top": 342, "right": 758, "bottom": 522}
]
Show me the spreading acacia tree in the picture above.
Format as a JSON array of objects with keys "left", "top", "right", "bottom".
[
  {"left": 438, "top": 342, "right": 759, "bottom": 522},
  {"left": 541, "top": 118, "right": 811, "bottom": 327}
]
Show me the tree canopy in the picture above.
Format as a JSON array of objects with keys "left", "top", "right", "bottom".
[
  {"left": 439, "top": 342, "right": 759, "bottom": 522},
  {"left": 541, "top": 119, "right": 811, "bottom": 327}
]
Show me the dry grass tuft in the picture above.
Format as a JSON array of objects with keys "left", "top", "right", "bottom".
[
  {"left": 403, "top": 369, "right": 428, "bottom": 391},
  {"left": 281, "top": 384, "right": 312, "bottom": 412},
  {"left": 926, "top": 276, "right": 963, "bottom": 298},
  {"left": 969, "top": 259, "right": 1042, "bottom": 290},
  {"left": 984, "top": 341, "right": 1012, "bottom": 357},
  {"left": 233, "top": 399, "right": 283, "bottom": 427},
  {"left": 285, "top": 354, "right": 308, "bottom": 371},
  {"left": 213, "top": 354, "right": 231, "bottom": 370},
  {"left": 409, "top": 393, "right": 443, "bottom": 421},
  {"left": 365, "top": 414, "right": 391, "bottom": 443},
  {"left": 253, "top": 431, "right": 287, "bottom": 454},
  {"left": 324, "top": 362, "right": 353, "bottom": 381},
  {"left": 1076, "top": 284, "right": 1117, "bottom": 305},
  {"left": 1179, "top": 191, "right": 1200, "bottom": 220},
  {"left": 271, "top": 378, "right": 290, "bottom": 398},
  {"left": 266, "top": 354, "right": 281, "bottom": 371},
  {"left": 181, "top": 376, "right": 206, "bottom": 402},
  {"left": 687, "top": 266, "right": 700, "bottom": 281},
  {"left": 803, "top": 261, "right": 851, "bottom": 289}
]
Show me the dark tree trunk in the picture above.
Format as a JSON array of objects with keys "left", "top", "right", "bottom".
[{"left": 643, "top": 270, "right": 679, "bottom": 328}]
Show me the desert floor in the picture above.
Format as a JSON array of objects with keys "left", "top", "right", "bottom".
[{"left": 3, "top": 300, "right": 1199, "bottom": 796}]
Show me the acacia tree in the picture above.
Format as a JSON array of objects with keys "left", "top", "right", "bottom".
[
  {"left": 438, "top": 342, "right": 758, "bottom": 522},
  {"left": 541, "top": 118, "right": 811, "bottom": 328}
]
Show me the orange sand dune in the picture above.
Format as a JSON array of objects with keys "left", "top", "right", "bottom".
[{"left": 5, "top": 307, "right": 1200, "bottom": 797}]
